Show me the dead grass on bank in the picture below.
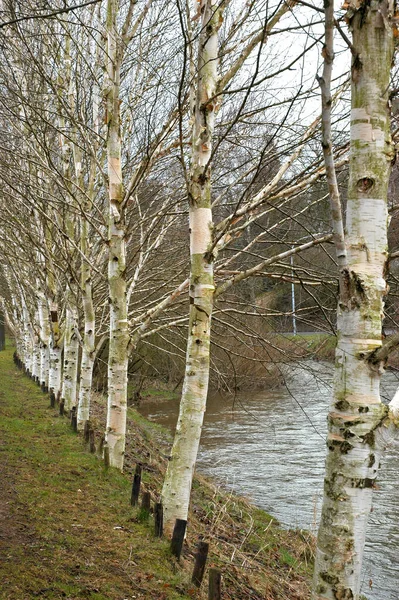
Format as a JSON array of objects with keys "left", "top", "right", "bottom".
[
  {"left": 127, "top": 333, "right": 336, "bottom": 395},
  {"left": 88, "top": 392, "right": 314, "bottom": 600}
]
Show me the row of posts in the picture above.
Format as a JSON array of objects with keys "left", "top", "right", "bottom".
[
  {"left": 130, "top": 464, "right": 222, "bottom": 599},
  {"left": 13, "top": 352, "right": 222, "bottom": 598}
]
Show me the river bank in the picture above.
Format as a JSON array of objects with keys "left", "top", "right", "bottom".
[
  {"left": 138, "top": 359, "right": 399, "bottom": 600},
  {"left": 0, "top": 344, "right": 313, "bottom": 600},
  {"left": 125, "top": 332, "right": 337, "bottom": 399}
]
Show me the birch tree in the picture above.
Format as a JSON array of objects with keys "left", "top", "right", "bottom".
[
  {"left": 161, "top": 0, "right": 224, "bottom": 528},
  {"left": 159, "top": 0, "right": 335, "bottom": 529},
  {"left": 313, "top": 1, "right": 398, "bottom": 597}
]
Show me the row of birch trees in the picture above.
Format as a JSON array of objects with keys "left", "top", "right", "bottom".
[{"left": 1, "top": 0, "right": 399, "bottom": 598}]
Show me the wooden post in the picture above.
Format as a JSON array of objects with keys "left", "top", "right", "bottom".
[
  {"left": 56, "top": 390, "right": 61, "bottom": 404},
  {"left": 59, "top": 399, "right": 65, "bottom": 416},
  {"left": 139, "top": 491, "right": 151, "bottom": 521},
  {"left": 208, "top": 568, "right": 221, "bottom": 600},
  {"left": 170, "top": 519, "right": 187, "bottom": 560},
  {"left": 141, "top": 491, "right": 151, "bottom": 511},
  {"left": 154, "top": 502, "right": 163, "bottom": 537},
  {"left": 89, "top": 429, "right": 96, "bottom": 453},
  {"left": 103, "top": 443, "right": 110, "bottom": 468},
  {"left": 83, "top": 421, "right": 90, "bottom": 444},
  {"left": 192, "top": 541, "right": 209, "bottom": 588},
  {"left": 130, "top": 465, "right": 142, "bottom": 506},
  {"left": 71, "top": 406, "right": 77, "bottom": 432},
  {"left": 50, "top": 389, "right": 55, "bottom": 408},
  {"left": 41, "top": 381, "right": 46, "bottom": 392}
]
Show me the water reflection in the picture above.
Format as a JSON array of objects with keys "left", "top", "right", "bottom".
[{"left": 138, "top": 362, "right": 399, "bottom": 600}]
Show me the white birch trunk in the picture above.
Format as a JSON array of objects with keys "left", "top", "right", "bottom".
[
  {"left": 104, "top": 0, "right": 129, "bottom": 470},
  {"left": 37, "top": 287, "right": 50, "bottom": 387},
  {"left": 57, "top": 34, "right": 79, "bottom": 411},
  {"left": 77, "top": 336, "right": 94, "bottom": 429},
  {"left": 31, "top": 313, "right": 41, "bottom": 380},
  {"left": 161, "top": 0, "right": 223, "bottom": 529},
  {"left": 313, "top": 2, "right": 394, "bottom": 597},
  {"left": 61, "top": 305, "right": 79, "bottom": 411},
  {"left": 49, "top": 345, "right": 62, "bottom": 395},
  {"left": 317, "top": 0, "right": 347, "bottom": 269},
  {"left": 21, "top": 300, "right": 33, "bottom": 373},
  {"left": 31, "top": 341, "right": 40, "bottom": 379},
  {"left": 8, "top": 287, "right": 23, "bottom": 360},
  {"left": 48, "top": 294, "right": 62, "bottom": 396},
  {"left": 76, "top": 38, "right": 99, "bottom": 431},
  {"left": 77, "top": 218, "right": 95, "bottom": 430}
]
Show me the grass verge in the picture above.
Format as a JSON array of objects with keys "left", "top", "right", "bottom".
[{"left": 0, "top": 345, "right": 313, "bottom": 599}]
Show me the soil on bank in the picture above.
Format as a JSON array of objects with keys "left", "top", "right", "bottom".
[{"left": 0, "top": 345, "right": 313, "bottom": 600}]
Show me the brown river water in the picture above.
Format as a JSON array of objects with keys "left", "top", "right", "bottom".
[{"left": 138, "top": 361, "right": 399, "bottom": 600}]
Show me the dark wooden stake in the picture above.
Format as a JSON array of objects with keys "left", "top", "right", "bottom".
[
  {"left": 170, "top": 519, "right": 187, "bottom": 560},
  {"left": 56, "top": 390, "right": 61, "bottom": 404},
  {"left": 130, "top": 465, "right": 142, "bottom": 506},
  {"left": 208, "top": 568, "right": 221, "bottom": 600},
  {"left": 59, "top": 399, "right": 65, "bottom": 416},
  {"left": 83, "top": 421, "right": 90, "bottom": 444},
  {"left": 192, "top": 541, "right": 209, "bottom": 587},
  {"left": 208, "top": 569, "right": 222, "bottom": 600},
  {"left": 89, "top": 429, "right": 96, "bottom": 453},
  {"left": 70, "top": 407, "right": 77, "bottom": 432},
  {"left": 50, "top": 389, "right": 55, "bottom": 408},
  {"left": 141, "top": 491, "right": 151, "bottom": 511},
  {"left": 44, "top": 385, "right": 49, "bottom": 394},
  {"left": 154, "top": 502, "right": 163, "bottom": 537},
  {"left": 41, "top": 381, "right": 46, "bottom": 392},
  {"left": 139, "top": 491, "right": 151, "bottom": 521},
  {"left": 103, "top": 444, "right": 110, "bottom": 468}
]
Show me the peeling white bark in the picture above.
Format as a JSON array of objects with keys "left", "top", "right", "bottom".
[
  {"left": 104, "top": 0, "right": 129, "bottom": 470},
  {"left": 37, "top": 287, "right": 50, "bottom": 387},
  {"left": 313, "top": 2, "right": 395, "bottom": 598},
  {"left": 31, "top": 312, "right": 40, "bottom": 380},
  {"left": 162, "top": 0, "right": 223, "bottom": 530},
  {"left": 61, "top": 305, "right": 79, "bottom": 411}
]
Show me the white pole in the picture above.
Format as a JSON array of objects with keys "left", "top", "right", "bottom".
[{"left": 290, "top": 251, "right": 297, "bottom": 335}]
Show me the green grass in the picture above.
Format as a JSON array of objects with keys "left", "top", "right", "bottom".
[
  {"left": 0, "top": 345, "right": 314, "bottom": 600},
  {"left": 0, "top": 347, "right": 191, "bottom": 600}
]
